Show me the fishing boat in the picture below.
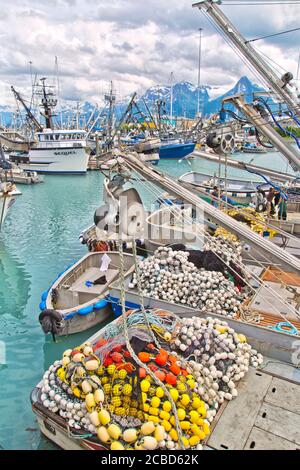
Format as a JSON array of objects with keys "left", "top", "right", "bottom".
[
  {"left": 0, "top": 181, "right": 21, "bottom": 230},
  {"left": 179, "top": 171, "right": 267, "bottom": 204},
  {"left": 159, "top": 140, "right": 196, "bottom": 160},
  {"left": 38, "top": 251, "right": 135, "bottom": 337},
  {"left": 241, "top": 142, "right": 267, "bottom": 154},
  {"left": 9, "top": 79, "right": 90, "bottom": 174},
  {"left": 11, "top": 129, "right": 90, "bottom": 174},
  {"left": 0, "top": 166, "right": 43, "bottom": 184},
  {"left": 31, "top": 302, "right": 300, "bottom": 450},
  {"left": 133, "top": 137, "right": 161, "bottom": 164}
]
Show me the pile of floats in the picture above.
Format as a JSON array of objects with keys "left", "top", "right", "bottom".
[
  {"left": 225, "top": 207, "right": 277, "bottom": 238},
  {"left": 39, "top": 310, "right": 263, "bottom": 450},
  {"left": 129, "top": 237, "right": 248, "bottom": 319}
]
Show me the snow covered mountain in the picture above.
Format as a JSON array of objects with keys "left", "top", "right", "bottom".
[{"left": 0, "top": 76, "right": 263, "bottom": 126}]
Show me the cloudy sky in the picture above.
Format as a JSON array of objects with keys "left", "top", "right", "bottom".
[{"left": 0, "top": 0, "right": 300, "bottom": 106}]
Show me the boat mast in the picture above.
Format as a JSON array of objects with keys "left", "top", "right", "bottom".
[
  {"left": 39, "top": 78, "right": 57, "bottom": 130},
  {"left": 170, "top": 72, "right": 174, "bottom": 125},
  {"left": 105, "top": 81, "right": 116, "bottom": 143},
  {"left": 193, "top": 1, "right": 300, "bottom": 118},
  {"left": 55, "top": 56, "right": 63, "bottom": 128},
  {"left": 197, "top": 28, "right": 203, "bottom": 117}
]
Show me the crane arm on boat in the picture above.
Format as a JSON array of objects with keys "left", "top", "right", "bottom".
[{"left": 119, "top": 152, "right": 300, "bottom": 274}]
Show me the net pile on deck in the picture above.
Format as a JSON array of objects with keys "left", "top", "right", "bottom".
[
  {"left": 40, "top": 310, "right": 263, "bottom": 451},
  {"left": 129, "top": 247, "right": 247, "bottom": 318}
]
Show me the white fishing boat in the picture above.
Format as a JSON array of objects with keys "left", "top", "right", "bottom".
[
  {"left": 38, "top": 251, "right": 135, "bottom": 336},
  {"left": 0, "top": 181, "right": 21, "bottom": 229},
  {"left": 9, "top": 79, "right": 90, "bottom": 174},
  {"left": 11, "top": 129, "right": 90, "bottom": 174},
  {"left": 179, "top": 171, "right": 267, "bottom": 204}
]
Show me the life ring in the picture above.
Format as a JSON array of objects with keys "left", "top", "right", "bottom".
[{"left": 39, "top": 309, "right": 64, "bottom": 335}]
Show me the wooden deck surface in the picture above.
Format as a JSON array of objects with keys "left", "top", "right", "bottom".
[{"left": 207, "top": 368, "right": 300, "bottom": 450}]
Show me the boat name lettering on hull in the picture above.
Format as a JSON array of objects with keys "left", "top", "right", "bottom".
[{"left": 54, "top": 151, "right": 76, "bottom": 156}]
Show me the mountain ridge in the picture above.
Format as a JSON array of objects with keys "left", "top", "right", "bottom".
[{"left": 0, "top": 76, "right": 264, "bottom": 126}]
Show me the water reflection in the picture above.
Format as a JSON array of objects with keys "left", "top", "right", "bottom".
[{"left": 0, "top": 243, "right": 31, "bottom": 319}]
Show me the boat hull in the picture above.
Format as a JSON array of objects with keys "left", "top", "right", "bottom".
[
  {"left": 179, "top": 171, "right": 263, "bottom": 204},
  {"left": 40, "top": 251, "right": 135, "bottom": 336},
  {"left": 31, "top": 387, "right": 104, "bottom": 450},
  {"left": 21, "top": 146, "right": 89, "bottom": 174},
  {"left": 57, "top": 305, "right": 112, "bottom": 336},
  {"left": 0, "top": 190, "right": 21, "bottom": 228},
  {"left": 159, "top": 142, "right": 196, "bottom": 159}
]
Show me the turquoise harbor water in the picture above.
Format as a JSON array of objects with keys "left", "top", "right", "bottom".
[{"left": 0, "top": 151, "right": 296, "bottom": 450}]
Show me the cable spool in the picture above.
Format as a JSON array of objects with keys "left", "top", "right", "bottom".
[
  {"left": 206, "top": 131, "right": 235, "bottom": 155},
  {"left": 215, "top": 133, "right": 235, "bottom": 155}
]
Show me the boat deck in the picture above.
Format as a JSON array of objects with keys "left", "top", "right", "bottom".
[
  {"left": 206, "top": 368, "right": 300, "bottom": 450},
  {"left": 68, "top": 268, "right": 119, "bottom": 295}
]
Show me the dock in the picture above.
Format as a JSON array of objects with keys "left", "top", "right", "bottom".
[{"left": 207, "top": 368, "right": 300, "bottom": 450}]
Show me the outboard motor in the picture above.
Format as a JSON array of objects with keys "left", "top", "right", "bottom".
[{"left": 39, "top": 309, "right": 64, "bottom": 341}]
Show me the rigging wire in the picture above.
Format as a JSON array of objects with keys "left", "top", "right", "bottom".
[
  {"left": 201, "top": 8, "right": 300, "bottom": 114},
  {"left": 222, "top": 2, "right": 300, "bottom": 5},
  {"left": 201, "top": 9, "right": 276, "bottom": 98},
  {"left": 246, "top": 27, "right": 300, "bottom": 44}
]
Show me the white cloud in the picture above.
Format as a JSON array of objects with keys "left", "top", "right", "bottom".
[{"left": 0, "top": 0, "right": 299, "bottom": 105}]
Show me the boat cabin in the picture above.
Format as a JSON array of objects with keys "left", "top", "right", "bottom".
[{"left": 37, "top": 130, "right": 87, "bottom": 143}]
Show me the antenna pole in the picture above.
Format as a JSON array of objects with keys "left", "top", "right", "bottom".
[
  {"left": 170, "top": 71, "right": 174, "bottom": 125},
  {"left": 197, "top": 28, "right": 203, "bottom": 117}
]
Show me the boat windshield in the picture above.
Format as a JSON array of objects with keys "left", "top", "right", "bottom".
[{"left": 38, "top": 132, "right": 86, "bottom": 142}]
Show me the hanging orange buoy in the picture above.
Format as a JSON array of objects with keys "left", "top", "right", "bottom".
[
  {"left": 165, "top": 373, "right": 177, "bottom": 386},
  {"left": 169, "top": 363, "right": 181, "bottom": 376},
  {"left": 155, "top": 370, "right": 166, "bottom": 382},
  {"left": 155, "top": 354, "right": 168, "bottom": 366},
  {"left": 139, "top": 367, "right": 147, "bottom": 379},
  {"left": 138, "top": 352, "right": 151, "bottom": 363},
  {"left": 111, "top": 352, "right": 124, "bottom": 363}
]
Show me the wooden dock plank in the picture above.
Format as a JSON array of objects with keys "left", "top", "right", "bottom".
[
  {"left": 207, "top": 369, "right": 272, "bottom": 450},
  {"left": 264, "top": 378, "right": 300, "bottom": 414},
  {"left": 245, "top": 427, "right": 300, "bottom": 450},
  {"left": 255, "top": 402, "right": 300, "bottom": 445}
]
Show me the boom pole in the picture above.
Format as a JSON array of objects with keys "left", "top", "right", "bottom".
[{"left": 11, "top": 86, "right": 43, "bottom": 132}]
